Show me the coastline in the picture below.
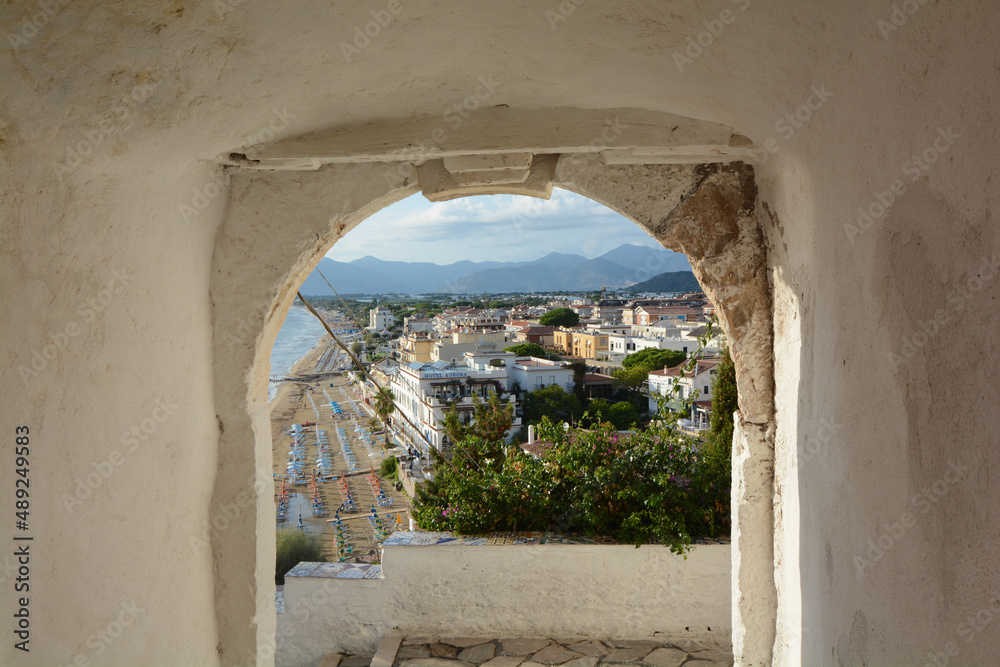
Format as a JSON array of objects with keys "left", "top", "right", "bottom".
[{"left": 267, "top": 332, "right": 413, "bottom": 562}]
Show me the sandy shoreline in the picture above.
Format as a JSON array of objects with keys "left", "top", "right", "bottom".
[{"left": 269, "top": 335, "right": 412, "bottom": 563}]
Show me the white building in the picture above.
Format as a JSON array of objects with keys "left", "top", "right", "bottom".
[
  {"left": 368, "top": 306, "right": 396, "bottom": 331},
  {"left": 647, "top": 359, "right": 719, "bottom": 423},
  {"left": 403, "top": 316, "right": 434, "bottom": 333},
  {"left": 388, "top": 351, "right": 520, "bottom": 453},
  {"left": 508, "top": 357, "right": 574, "bottom": 393}
]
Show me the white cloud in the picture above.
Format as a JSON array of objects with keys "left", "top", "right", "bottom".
[{"left": 327, "top": 188, "right": 662, "bottom": 262}]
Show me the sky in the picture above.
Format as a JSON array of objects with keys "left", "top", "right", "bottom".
[{"left": 325, "top": 188, "right": 663, "bottom": 263}]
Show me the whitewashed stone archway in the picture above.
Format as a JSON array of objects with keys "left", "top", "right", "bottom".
[{"left": 210, "top": 142, "right": 778, "bottom": 665}]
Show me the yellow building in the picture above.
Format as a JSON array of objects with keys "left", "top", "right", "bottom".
[
  {"left": 552, "top": 329, "right": 574, "bottom": 355},
  {"left": 399, "top": 334, "right": 435, "bottom": 364},
  {"left": 552, "top": 329, "right": 609, "bottom": 359}
]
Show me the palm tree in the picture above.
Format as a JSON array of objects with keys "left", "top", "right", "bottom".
[{"left": 374, "top": 386, "right": 395, "bottom": 448}]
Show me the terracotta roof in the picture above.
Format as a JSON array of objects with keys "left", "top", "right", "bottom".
[
  {"left": 520, "top": 325, "right": 555, "bottom": 334},
  {"left": 520, "top": 440, "right": 556, "bottom": 458}
]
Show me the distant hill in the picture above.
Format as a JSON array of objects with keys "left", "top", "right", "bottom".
[
  {"left": 626, "top": 271, "right": 702, "bottom": 294},
  {"left": 298, "top": 243, "right": 692, "bottom": 295}
]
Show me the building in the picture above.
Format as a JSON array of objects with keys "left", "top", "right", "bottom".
[
  {"left": 631, "top": 305, "right": 703, "bottom": 326},
  {"left": 403, "top": 316, "right": 434, "bottom": 333},
  {"left": 513, "top": 324, "right": 556, "bottom": 347},
  {"left": 430, "top": 329, "right": 509, "bottom": 363},
  {"left": 647, "top": 359, "right": 719, "bottom": 414},
  {"left": 593, "top": 298, "right": 629, "bottom": 323},
  {"left": 569, "top": 330, "right": 610, "bottom": 359},
  {"left": 388, "top": 352, "right": 520, "bottom": 453},
  {"left": 508, "top": 356, "right": 574, "bottom": 392},
  {"left": 398, "top": 333, "right": 435, "bottom": 364},
  {"left": 551, "top": 329, "right": 610, "bottom": 359},
  {"left": 368, "top": 305, "right": 396, "bottom": 331}
]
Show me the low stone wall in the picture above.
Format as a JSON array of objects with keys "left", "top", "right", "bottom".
[{"left": 277, "top": 533, "right": 731, "bottom": 667}]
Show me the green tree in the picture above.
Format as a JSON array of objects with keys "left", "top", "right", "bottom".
[
  {"left": 708, "top": 347, "right": 737, "bottom": 450},
  {"left": 374, "top": 386, "right": 394, "bottom": 445},
  {"left": 568, "top": 359, "right": 588, "bottom": 400},
  {"left": 584, "top": 398, "right": 640, "bottom": 430},
  {"left": 521, "top": 385, "right": 582, "bottom": 425},
  {"left": 621, "top": 348, "right": 687, "bottom": 372},
  {"left": 275, "top": 529, "right": 326, "bottom": 585},
  {"left": 612, "top": 364, "right": 650, "bottom": 393},
  {"left": 504, "top": 342, "right": 548, "bottom": 358},
  {"left": 440, "top": 393, "right": 514, "bottom": 465},
  {"left": 539, "top": 307, "right": 580, "bottom": 328}
]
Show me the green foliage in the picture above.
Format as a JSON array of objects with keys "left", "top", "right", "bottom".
[
  {"left": 412, "top": 417, "right": 729, "bottom": 553},
  {"left": 621, "top": 348, "right": 687, "bottom": 372},
  {"left": 539, "top": 307, "right": 580, "bottom": 328},
  {"left": 583, "top": 398, "right": 640, "bottom": 431},
  {"left": 275, "top": 529, "right": 326, "bottom": 585},
  {"left": 440, "top": 393, "right": 514, "bottom": 465},
  {"left": 521, "top": 385, "right": 582, "bottom": 425},
  {"left": 374, "top": 387, "right": 394, "bottom": 422},
  {"left": 709, "top": 347, "right": 737, "bottom": 449},
  {"left": 504, "top": 342, "right": 548, "bottom": 358},
  {"left": 612, "top": 365, "right": 650, "bottom": 393},
  {"left": 380, "top": 456, "right": 398, "bottom": 479},
  {"left": 569, "top": 359, "right": 588, "bottom": 400}
]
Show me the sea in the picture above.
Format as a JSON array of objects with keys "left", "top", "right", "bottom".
[{"left": 268, "top": 306, "right": 329, "bottom": 401}]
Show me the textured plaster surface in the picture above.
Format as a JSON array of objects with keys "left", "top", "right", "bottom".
[
  {"left": 2, "top": 2, "right": 999, "bottom": 666},
  {"left": 278, "top": 544, "right": 731, "bottom": 667}
]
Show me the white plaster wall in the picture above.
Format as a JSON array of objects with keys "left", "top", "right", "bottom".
[
  {"left": 1, "top": 1, "right": 999, "bottom": 665},
  {"left": 278, "top": 543, "right": 731, "bottom": 667}
]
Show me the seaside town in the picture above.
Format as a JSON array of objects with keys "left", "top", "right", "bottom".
[{"left": 270, "top": 288, "right": 728, "bottom": 568}]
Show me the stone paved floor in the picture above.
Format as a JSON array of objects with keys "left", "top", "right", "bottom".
[{"left": 317, "top": 636, "right": 733, "bottom": 667}]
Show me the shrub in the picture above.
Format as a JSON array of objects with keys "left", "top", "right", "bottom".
[
  {"left": 413, "top": 416, "right": 729, "bottom": 554},
  {"left": 275, "top": 529, "right": 326, "bottom": 585},
  {"left": 380, "top": 455, "right": 398, "bottom": 479}
]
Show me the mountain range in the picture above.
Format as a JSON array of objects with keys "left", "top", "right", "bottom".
[
  {"left": 299, "top": 243, "right": 693, "bottom": 295},
  {"left": 627, "top": 271, "right": 702, "bottom": 294}
]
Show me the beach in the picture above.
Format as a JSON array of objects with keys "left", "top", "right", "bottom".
[{"left": 269, "top": 336, "right": 413, "bottom": 563}]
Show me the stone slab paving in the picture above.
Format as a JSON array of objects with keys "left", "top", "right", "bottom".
[{"left": 385, "top": 636, "right": 732, "bottom": 667}]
